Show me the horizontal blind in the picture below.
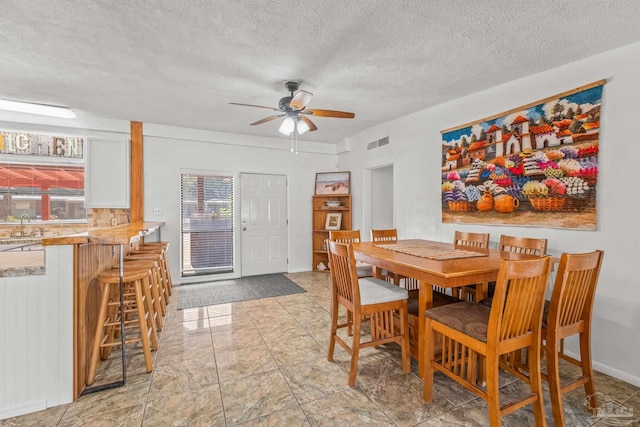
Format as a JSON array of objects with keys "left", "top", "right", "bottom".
[{"left": 180, "top": 173, "right": 234, "bottom": 277}]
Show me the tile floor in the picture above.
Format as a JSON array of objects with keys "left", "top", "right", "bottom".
[{"left": 2, "top": 271, "right": 639, "bottom": 426}]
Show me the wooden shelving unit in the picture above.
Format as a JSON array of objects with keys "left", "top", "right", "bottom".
[{"left": 312, "top": 194, "right": 352, "bottom": 271}]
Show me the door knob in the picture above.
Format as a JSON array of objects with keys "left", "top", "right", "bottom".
[{"left": 242, "top": 226, "right": 247, "bottom": 231}]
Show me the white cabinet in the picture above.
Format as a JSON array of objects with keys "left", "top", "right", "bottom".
[{"left": 86, "top": 137, "right": 130, "bottom": 208}]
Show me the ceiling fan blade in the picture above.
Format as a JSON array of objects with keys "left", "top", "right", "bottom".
[
  {"left": 229, "top": 102, "right": 280, "bottom": 111},
  {"left": 299, "top": 115, "right": 318, "bottom": 131},
  {"left": 304, "top": 109, "right": 355, "bottom": 119},
  {"left": 289, "top": 90, "right": 313, "bottom": 110},
  {"left": 250, "top": 114, "right": 284, "bottom": 126}
]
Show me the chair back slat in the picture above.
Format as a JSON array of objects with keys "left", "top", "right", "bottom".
[
  {"left": 330, "top": 230, "right": 362, "bottom": 244},
  {"left": 489, "top": 257, "right": 551, "bottom": 343},
  {"left": 549, "top": 250, "right": 604, "bottom": 331},
  {"left": 371, "top": 229, "right": 398, "bottom": 243},
  {"left": 327, "top": 240, "right": 360, "bottom": 308},
  {"left": 500, "top": 276, "right": 538, "bottom": 340},
  {"left": 454, "top": 231, "right": 489, "bottom": 249},
  {"left": 560, "top": 269, "right": 588, "bottom": 325},
  {"left": 499, "top": 235, "right": 547, "bottom": 256}
]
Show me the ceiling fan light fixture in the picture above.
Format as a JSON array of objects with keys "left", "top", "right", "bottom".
[
  {"left": 0, "top": 99, "right": 76, "bottom": 118},
  {"left": 297, "top": 118, "right": 310, "bottom": 135},
  {"left": 279, "top": 116, "right": 295, "bottom": 135}
]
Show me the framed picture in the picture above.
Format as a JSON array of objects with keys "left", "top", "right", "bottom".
[
  {"left": 315, "top": 171, "right": 350, "bottom": 195},
  {"left": 325, "top": 212, "right": 342, "bottom": 230}
]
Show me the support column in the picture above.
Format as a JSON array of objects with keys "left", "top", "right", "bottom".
[
  {"left": 41, "top": 186, "right": 50, "bottom": 220},
  {"left": 130, "top": 121, "right": 143, "bottom": 223}
]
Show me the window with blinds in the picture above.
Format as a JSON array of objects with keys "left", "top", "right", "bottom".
[{"left": 180, "top": 172, "right": 234, "bottom": 277}]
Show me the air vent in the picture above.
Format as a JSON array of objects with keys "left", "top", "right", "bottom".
[{"left": 367, "top": 136, "right": 390, "bottom": 150}]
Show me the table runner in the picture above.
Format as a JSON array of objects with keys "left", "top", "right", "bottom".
[{"left": 374, "top": 242, "right": 488, "bottom": 260}]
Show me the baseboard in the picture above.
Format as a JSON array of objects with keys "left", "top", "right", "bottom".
[
  {"left": 565, "top": 349, "right": 640, "bottom": 388},
  {"left": 0, "top": 400, "right": 47, "bottom": 421},
  {"left": 287, "top": 267, "right": 314, "bottom": 273}
]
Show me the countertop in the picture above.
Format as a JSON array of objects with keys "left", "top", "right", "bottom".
[
  {"left": 42, "top": 221, "right": 164, "bottom": 246},
  {"left": 0, "top": 222, "right": 164, "bottom": 277}
]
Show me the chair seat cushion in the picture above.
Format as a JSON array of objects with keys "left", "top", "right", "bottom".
[
  {"left": 406, "top": 290, "right": 460, "bottom": 316},
  {"left": 479, "top": 297, "right": 493, "bottom": 308},
  {"left": 425, "top": 301, "right": 491, "bottom": 342},
  {"left": 480, "top": 298, "right": 551, "bottom": 329},
  {"left": 358, "top": 277, "right": 408, "bottom": 305},
  {"left": 356, "top": 262, "right": 374, "bottom": 278}
]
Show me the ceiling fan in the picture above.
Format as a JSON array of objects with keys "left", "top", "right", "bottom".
[{"left": 229, "top": 81, "right": 355, "bottom": 135}]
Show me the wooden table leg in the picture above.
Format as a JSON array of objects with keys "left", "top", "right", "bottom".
[
  {"left": 418, "top": 280, "right": 433, "bottom": 379},
  {"left": 475, "top": 282, "right": 489, "bottom": 386},
  {"left": 474, "top": 281, "right": 489, "bottom": 302}
]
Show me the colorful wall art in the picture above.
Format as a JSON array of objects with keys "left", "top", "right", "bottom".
[{"left": 441, "top": 80, "right": 604, "bottom": 230}]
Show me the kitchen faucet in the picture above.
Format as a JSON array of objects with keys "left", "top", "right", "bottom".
[{"left": 19, "top": 213, "right": 30, "bottom": 236}]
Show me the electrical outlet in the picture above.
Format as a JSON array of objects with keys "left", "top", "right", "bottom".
[
  {"left": 110, "top": 218, "right": 118, "bottom": 226},
  {"left": 153, "top": 208, "right": 162, "bottom": 216}
]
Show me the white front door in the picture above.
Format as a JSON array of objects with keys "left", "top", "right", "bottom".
[{"left": 240, "top": 174, "right": 288, "bottom": 276}]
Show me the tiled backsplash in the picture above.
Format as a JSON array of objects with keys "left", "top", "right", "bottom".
[
  {"left": 87, "top": 208, "right": 130, "bottom": 228},
  {"left": 0, "top": 208, "right": 130, "bottom": 237}
]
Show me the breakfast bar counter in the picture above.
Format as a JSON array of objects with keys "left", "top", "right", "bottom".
[
  {"left": 0, "top": 221, "right": 164, "bottom": 420},
  {"left": 42, "top": 221, "right": 164, "bottom": 246}
]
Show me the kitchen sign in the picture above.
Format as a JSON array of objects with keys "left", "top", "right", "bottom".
[{"left": 0, "top": 131, "right": 84, "bottom": 158}]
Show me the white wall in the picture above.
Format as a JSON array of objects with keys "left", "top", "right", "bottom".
[
  {"left": 338, "top": 42, "right": 640, "bottom": 386},
  {"left": 142, "top": 124, "right": 338, "bottom": 280}
]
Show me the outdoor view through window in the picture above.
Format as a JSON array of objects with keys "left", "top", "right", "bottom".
[{"left": 0, "top": 131, "right": 86, "bottom": 224}]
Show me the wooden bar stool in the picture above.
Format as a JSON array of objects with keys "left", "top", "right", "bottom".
[
  {"left": 131, "top": 243, "right": 172, "bottom": 300},
  {"left": 130, "top": 247, "right": 170, "bottom": 304},
  {"left": 124, "top": 254, "right": 167, "bottom": 318},
  {"left": 141, "top": 242, "right": 173, "bottom": 297},
  {"left": 139, "top": 242, "right": 172, "bottom": 295},
  {"left": 119, "top": 259, "right": 165, "bottom": 331},
  {"left": 87, "top": 267, "right": 158, "bottom": 385}
]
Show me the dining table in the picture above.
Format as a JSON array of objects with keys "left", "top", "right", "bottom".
[{"left": 351, "top": 239, "right": 543, "bottom": 378}]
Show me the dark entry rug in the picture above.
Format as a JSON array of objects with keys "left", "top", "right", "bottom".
[{"left": 177, "top": 273, "right": 306, "bottom": 309}]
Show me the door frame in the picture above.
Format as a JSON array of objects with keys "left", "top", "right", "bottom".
[
  {"left": 239, "top": 172, "right": 289, "bottom": 277},
  {"left": 362, "top": 162, "right": 395, "bottom": 240}
]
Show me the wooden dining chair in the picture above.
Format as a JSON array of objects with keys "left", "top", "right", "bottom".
[
  {"left": 423, "top": 256, "right": 552, "bottom": 426},
  {"left": 454, "top": 230, "right": 490, "bottom": 248},
  {"left": 329, "top": 230, "right": 373, "bottom": 278},
  {"left": 499, "top": 234, "right": 547, "bottom": 256},
  {"left": 504, "top": 250, "right": 604, "bottom": 426},
  {"left": 477, "top": 234, "right": 549, "bottom": 304},
  {"left": 370, "top": 229, "right": 417, "bottom": 289},
  {"left": 370, "top": 228, "right": 459, "bottom": 360},
  {"left": 326, "top": 240, "right": 411, "bottom": 386},
  {"left": 453, "top": 231, "right": 490, "bottom": 300}
]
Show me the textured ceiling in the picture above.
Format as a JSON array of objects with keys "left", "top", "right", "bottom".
[{"left": 2, "top": 1, "right": 640, "bottom": 143}]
